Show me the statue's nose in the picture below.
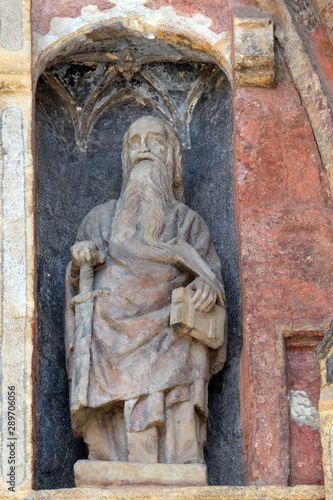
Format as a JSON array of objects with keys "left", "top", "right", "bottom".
[{"left": 140, "top": 139, "right": 149, "bottom": 152}]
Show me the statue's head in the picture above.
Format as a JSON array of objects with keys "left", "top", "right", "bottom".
[{"left": 121, "top": 116, "right": 184, "bottom": 203}]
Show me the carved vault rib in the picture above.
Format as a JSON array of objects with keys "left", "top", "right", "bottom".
[{"left": 43, "top": 53, "right": 223, "bottom": 151}]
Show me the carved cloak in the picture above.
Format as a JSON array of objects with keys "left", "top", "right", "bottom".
[{"left": 64, "top": 200, "right": 226, "bottom": 435}]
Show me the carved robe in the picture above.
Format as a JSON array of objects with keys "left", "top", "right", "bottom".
[{"left": 64, "top": 199, "right": 226, "bottom": 439}]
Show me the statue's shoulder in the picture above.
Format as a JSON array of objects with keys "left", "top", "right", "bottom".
[
  {"left": 77, "top": 200, "right": 117, "bottom": 241},
  {"left": 82, "top": 199, "right": 117, "bottom": 225}
]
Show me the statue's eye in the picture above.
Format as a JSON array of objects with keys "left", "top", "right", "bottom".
[
  {"left": 130, "top": 141, "right": 140, "bottom": 150},
  {"left": 151, "top": 139, "right": 161, "bottom": 146}
]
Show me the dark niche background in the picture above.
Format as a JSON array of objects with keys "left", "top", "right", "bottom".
[{"left": 35, "top": 60, "right": 244, "bottom": 488}]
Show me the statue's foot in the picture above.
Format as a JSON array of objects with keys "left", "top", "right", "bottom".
[{"left": 175, "top": 456, "right": 205, "bottom": 465}]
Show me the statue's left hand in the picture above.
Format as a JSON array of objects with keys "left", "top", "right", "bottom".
[{"left": 187, "top": 277, "right": 218, "bottom": 312}]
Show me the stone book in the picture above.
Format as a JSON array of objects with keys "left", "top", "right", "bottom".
[{"left": 170, "top": 287, "right": 225, "bottom": 349}]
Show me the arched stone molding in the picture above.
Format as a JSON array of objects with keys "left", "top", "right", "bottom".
[
  {"left": 32, "top": 3, "right": 276, "bottom": 90},
  {"left": 32, "top": 13, "right": 231, "bottom": 85}
]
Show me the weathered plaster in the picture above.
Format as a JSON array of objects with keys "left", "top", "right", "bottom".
[
  {"left": 0, "top": 107, "right": 27, "bottom": 488},
  {"left": 286, "top": 332, "right": 324, "bottom": 485},
  {"left": 0, "top": 95, "right": 35, "bottom": 495},
  {"left": 0, "top": 0, "right": 23, "bottom": 50},
  {"left": 32, "top": 1, "right": 230, "bottom": 76},
  {"left": 0, "top": 0, "right": 32, "bottom": 90},
  {"left": 257, "top": 0, "right": 333, "bottom": 197},
  {"left": 144, "top": 0, "right": 230, "bottom": 34},
  {"left": 290, "top": 389, "right": 320, "bottom": 431},
  {"left": 32, "top": 0, "right": 115, "bottom": 35},
  {"left": 311, "top": 0, "right": 333, "bottom": 45},
  {"left": 236, "top": 65, "right": 333, "bottom": 484}
]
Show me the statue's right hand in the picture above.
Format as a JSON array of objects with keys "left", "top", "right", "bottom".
[{"left": 70, "top": 241, "right": 105, "bottom": 268}]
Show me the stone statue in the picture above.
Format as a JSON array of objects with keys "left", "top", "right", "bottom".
[{"left": 64, "top": 116, "right": 227, "bottom": 482}]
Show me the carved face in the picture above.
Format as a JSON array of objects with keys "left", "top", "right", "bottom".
[{"left": 127, "top": 117, "right": 169, "bottom": 171}]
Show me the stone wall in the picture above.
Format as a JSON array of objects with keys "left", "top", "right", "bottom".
[{"left": 0, "top": 0, "right": 332, "bottom": 497}]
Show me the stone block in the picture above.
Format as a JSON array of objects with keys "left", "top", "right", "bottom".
[
  {"left": 74, "top": 460, "right": 208, "bottom": 487},
  {"left": 232, "top": 5, "right": 275, "bottom": 87}
]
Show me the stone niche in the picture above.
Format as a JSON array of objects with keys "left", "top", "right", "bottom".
[{"left": 35, "top": 33, "right": 243, "bottom": 489}]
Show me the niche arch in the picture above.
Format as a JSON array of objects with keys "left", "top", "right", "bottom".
[
  {"left": 34, "top": 16, "right": 232, "bottom": 83},
  {"left": 35, "top": 23, "right": 243, "bottom": 489}
]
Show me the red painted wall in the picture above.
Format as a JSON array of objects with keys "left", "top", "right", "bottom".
[
  {"left": 236, "top": 76, "right": 333, "bottom": 484},
  {"left": 32, "top": 0, "right": 115, "bottom": 35},
  {"left": 144, "top": 0, "right": 230, "bottom": 33},
  {"left": 287, "top": 345, "right": 324, "bottom": 485}
]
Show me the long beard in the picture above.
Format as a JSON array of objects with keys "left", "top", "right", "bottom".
[{"left": 111, "top": 160, "right": 175, "bottom": 244}]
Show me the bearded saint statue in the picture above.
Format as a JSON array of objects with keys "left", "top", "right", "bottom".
[{"left": 64, "top": 116, "right": 227, "bottom": 472}]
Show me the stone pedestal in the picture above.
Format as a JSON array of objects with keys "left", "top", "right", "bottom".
[{"left": 74, "top": 460, "right": 208, "bottom": 488}]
